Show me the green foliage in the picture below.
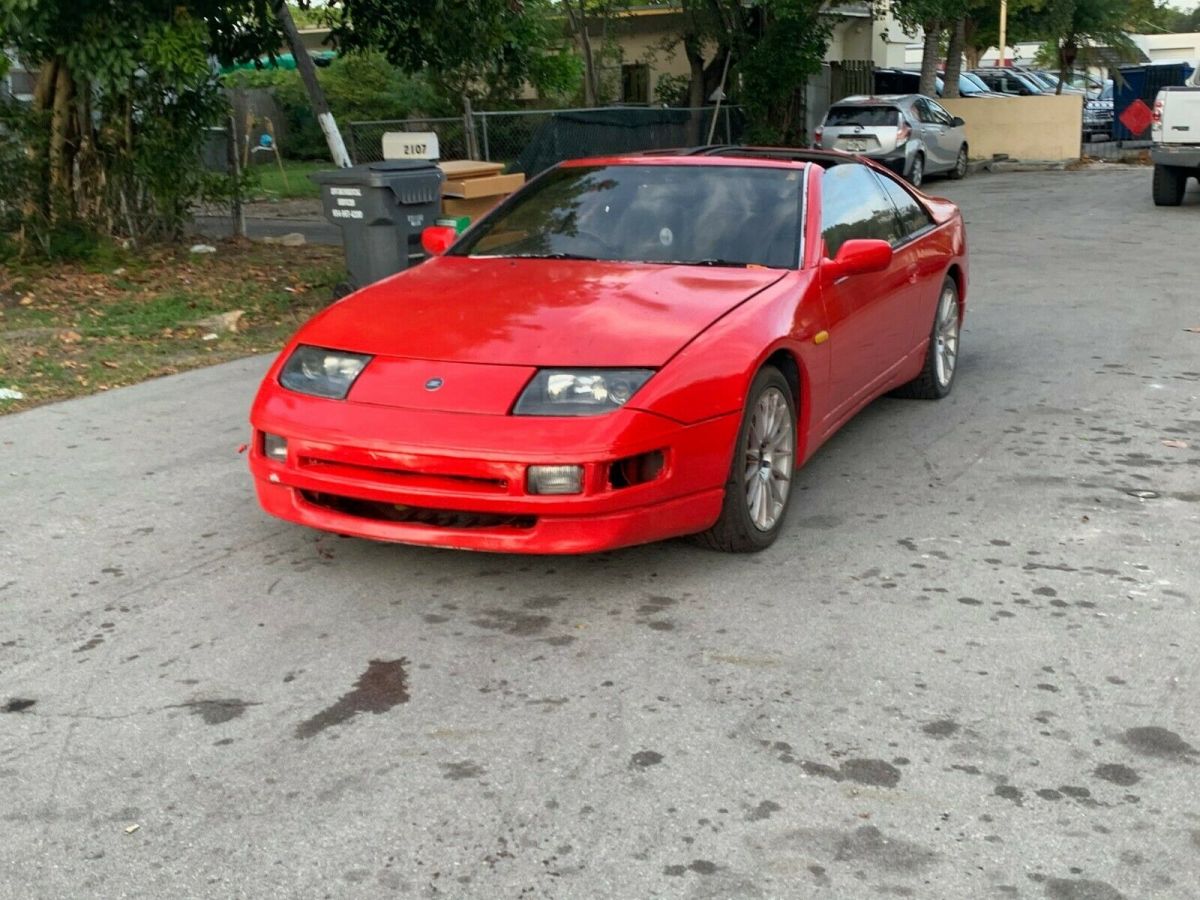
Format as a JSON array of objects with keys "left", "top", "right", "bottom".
[
  {"left": 227, "top": 51, "right": 450, "bottom": 158},
  {"left": 655, "top": 73, "right": 692, "bottom": 107},
  {"left": 326, "top": 0, "right": 567, "bottom": 107},
  {"left": 738, "top": 0, "right": 832, "bottom": 144},
  {"left": 527, "top": 49, "right": 586, "bottom": 106},
  {"left": 0, "top": 0, "right": 286, "bottom": 250},
  {"left": 1015, "top": 0, "right": 1141, "bottom": 79}
]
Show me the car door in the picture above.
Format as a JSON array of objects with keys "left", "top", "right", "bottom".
[
  {"left": 926, "top": 98, "right": 964, "bottom": 170},
  {"left": 870, "top": 170, "right": 944, "bottom": 350},
  {"left": 913, "top": 98, "right": 952, "bottom": 169},
  {"left": 817, "top": 163, "right": 911, "bottom": 422}
]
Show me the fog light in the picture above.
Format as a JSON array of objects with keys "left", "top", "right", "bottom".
[
  {"left": 263, "top": 432, "right": 288, "bottom": 462},
  {"left": 527, "top": 465, "right": 583, "bottom": 495}
]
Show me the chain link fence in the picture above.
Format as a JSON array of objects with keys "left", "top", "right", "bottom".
[{"left": 347, "top": 107, "right": 744, "bottom": 176}]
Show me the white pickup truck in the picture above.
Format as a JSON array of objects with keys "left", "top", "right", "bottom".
[{"left": 1151, "top": 86, "right": 1200, "bottom": 206}]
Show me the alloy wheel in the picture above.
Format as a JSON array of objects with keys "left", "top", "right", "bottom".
[
  {"left": 910, "top": 155, "right": 924, "bottom": 187},
  {"left": 743, "top": 387, "right": 794, "bottom": 532},
  {"left": 934, "top": 284, "right": 959, "bottom": 388}
]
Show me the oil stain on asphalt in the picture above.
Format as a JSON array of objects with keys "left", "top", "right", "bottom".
[
  {"left": 295, "top": 658, "right": 410, "bottom": 739},
  {"left": 183, "top": 699, "right": 253, "bottom": 725}
]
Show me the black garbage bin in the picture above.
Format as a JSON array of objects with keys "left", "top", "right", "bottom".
[{"left": 311, "top": 160, "right": 445, "bottom": 292}]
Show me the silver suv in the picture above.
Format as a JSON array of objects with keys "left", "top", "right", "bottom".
[{"left": 814, "top": 95, "right": 968, "bottom": 187}]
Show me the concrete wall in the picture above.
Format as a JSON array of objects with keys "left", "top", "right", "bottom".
[
  {"left": 826, "top": 16, "right": 873, "bottom": 63},
  {"left": 939, "top": 95, "right": 1082, "bottom": 162}
]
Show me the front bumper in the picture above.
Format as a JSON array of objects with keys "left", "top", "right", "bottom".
[
  {"left": 1151, "top": 145, "right": 1200, "bottom": 168},
  {"left": 249, "top": 389, "right": 738, "bottom": 554}
]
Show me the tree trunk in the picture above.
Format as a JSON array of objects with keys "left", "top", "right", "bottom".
[
  {"left": 49, "top": 62, "right": 76, "bottom": 219},
  {"left": 563, "top": 1, "right": 597, "bottom": 106},
  {"left": 33, "top": 58, "right": 58, "bottom": 112},
  {"left": 685, "top": 38, "right": 706, "bottom": 143},
  {"left": 962, "top": 17, "right": 982, "bottom": 70},
  {"left": 943, "top": 19, "right": 965, "bottom": 98},
  {"left": 919, "top": 19, "right": 943, "bottom": 98},
  {"left": 1058, "top": 39, "right": 1077, "bottom": 95}
]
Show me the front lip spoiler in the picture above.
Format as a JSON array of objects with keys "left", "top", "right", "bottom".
[{"left": 254, "top": 475, "right": 726, "bottom": 554}]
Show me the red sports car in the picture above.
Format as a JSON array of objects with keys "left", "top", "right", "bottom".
[{"left": 248, "top": 149, "right": 967, "bottom": 554}]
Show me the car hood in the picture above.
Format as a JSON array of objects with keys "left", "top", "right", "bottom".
[{"left": 299, "top": 255, "right": 788, "bottom": 367}]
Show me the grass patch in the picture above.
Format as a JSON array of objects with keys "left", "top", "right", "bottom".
[
  {"left": 248, "top": 159, "right": 327, "bottom": 201},
  {"left": 0, "top": 240, "right": 345, "bottom": 413}
]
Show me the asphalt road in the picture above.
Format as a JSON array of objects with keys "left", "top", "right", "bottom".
[{"left": 3, "top": 167, "right": 1199, "bottom": 900}]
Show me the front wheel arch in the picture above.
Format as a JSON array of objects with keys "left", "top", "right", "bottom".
[{"left": 693, "top": 364, "right": 799, "bottom": 552}]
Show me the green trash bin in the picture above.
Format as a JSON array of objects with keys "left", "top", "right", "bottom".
[{"left": 311, "top": 160, "right": 445, "bottom": 292}]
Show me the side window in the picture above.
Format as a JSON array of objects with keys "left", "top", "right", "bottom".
[
  {"left": 872, "top": 172, "right": 934, "bottom": 239},
  {"left": 928, "top": 100, "right": 954, "bottom": 125},
  {"left": 820, "top": 163, "right": 904, "bottom": 257},
  {"left": 913, "top": 98, "right": 936, "bottom": 124}
]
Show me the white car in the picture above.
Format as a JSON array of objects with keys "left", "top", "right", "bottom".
[{"left": 1150, "top": 86, "right": 1200, "bottom": 205}]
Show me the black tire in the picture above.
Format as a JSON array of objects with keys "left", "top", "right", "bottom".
[
  {"left": 694, "top": 366, "right": 797, "bottom": 553},
  {"left": 908, "top": 152, "right": 925, "bottom": 188},
  {"left": 1152, "top": 164, "right": 1186, "bottom": 207},
  {"left": 948, "top": 144, "right": 968, "bottom": 180},
  {"left": 894, "top": 276, "right": 960, "bottom": 400}
]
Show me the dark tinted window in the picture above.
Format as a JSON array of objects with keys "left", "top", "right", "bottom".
[
  {"left": 874, "top": 70, "right": 919, "bottom": 93},
  {"left": 454, "top": 164, "right": 803, "bottom": 269},
  {"left": 872, "top": 172, "right": 933, "bottom": 239},
  {"left": 825, "top": 105, "right": 900, "bottom": 127},
  {"left": 820, "top": 163, "right": 903, "bottom": 257}
]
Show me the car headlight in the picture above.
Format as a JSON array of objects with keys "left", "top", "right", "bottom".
[
  {"left": 278, "top": 345, "right": 372, "bottom": 400},
  {"left": 513, "top": 369, "right": 654, "bottom": 416}
]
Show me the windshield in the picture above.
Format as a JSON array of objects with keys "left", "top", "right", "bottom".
[
  {"left": 825, "top": 106, "right": 901, "bottom": 127},
  {"left": 962, "top": 72, "right": 990, "bottom": 92},
  {"left": 452, "top": 164, "right": 803, "bottom": 269}
]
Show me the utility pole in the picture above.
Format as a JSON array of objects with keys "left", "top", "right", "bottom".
[
  {"left": 997, "top": 0, "right": 1007, "bottom": 67},
  {"left": 273, "top": 1, "right": 352, "bottom": 167}
]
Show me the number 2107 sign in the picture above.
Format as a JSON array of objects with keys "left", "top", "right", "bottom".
[{"left": 381, "top": 131, "right": 441, "bottom": 161}]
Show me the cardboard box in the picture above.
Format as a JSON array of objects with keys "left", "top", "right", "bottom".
[
  {"left": 442, "top": 195, "right": 504, "bottom": 222},
  {"left": 438, "top": 160, "right": 505, "bottom": 180},
  {"left": 442, "top": 173, "right": 526, "bottom": 199}
]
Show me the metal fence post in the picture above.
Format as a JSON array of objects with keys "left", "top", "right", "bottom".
[
  {"left": 347, "top": 124, "right": 359, "bottom": 166},
  {"left": 480, "top": 114, "right": 490, "bottom": 161}
]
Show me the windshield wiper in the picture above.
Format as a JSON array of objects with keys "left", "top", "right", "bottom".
[
  {"left": 504, "top": 252, "right": 599, "bottom": 261},
  {"left": 673, "top": 258, "right": 750, "bottom": 268}
]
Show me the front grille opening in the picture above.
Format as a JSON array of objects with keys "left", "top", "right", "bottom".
[
  {"left": 301, "top": 491, "right": 536, "bottom": 530},
  {"left": 609, "top": 450, "right": 665, "bottom": 490},
  {"left": 298, "top": 457, "right": 508, "bottom": 493}
]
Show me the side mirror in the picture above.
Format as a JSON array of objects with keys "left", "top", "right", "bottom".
[
  {"left": 824, "top": 239, "right": 893, "bottom": 280},
  {"left": 951, "top": 116, "right": 965, "bottom": 127},
  {"left": 420, "top": 225, "right": 458, "bottom": 256}
]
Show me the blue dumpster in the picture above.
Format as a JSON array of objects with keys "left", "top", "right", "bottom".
[{"left": 1112, "top": 62, "right": 1195, "bottom": 141}]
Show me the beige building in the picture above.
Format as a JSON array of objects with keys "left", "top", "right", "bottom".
[{"left": 569, "top": 3, "right": 884, "bottom": 106}]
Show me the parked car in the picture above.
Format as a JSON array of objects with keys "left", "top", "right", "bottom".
[
  {"left": 874, "top": 67, "right": 1005, "bottom": 99},
  {"left": 1014, "top": 68, "right": 1086, "bottom": 95},
  {"left": 956, "top": 71, "right": 1009, "bottom": 97},
  {"left": 248, "top": 150, "right": 969, "bottom": 553},
  {"left": 814, "top": 95, "right": 969, "bottom": 186},
  {"left": 969, "top": 69, "right": 1049, "bottom": 96},
  {"left": 1083, "top": 82, "right": 1114, "bottom": 141},
  {"left": 1150, "top": 85, "right": 1200, "bottom": 205}
]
